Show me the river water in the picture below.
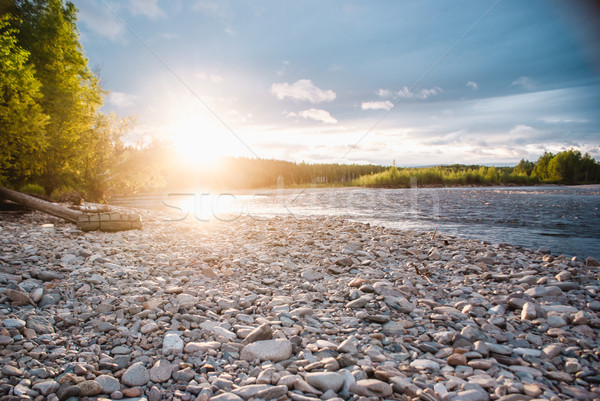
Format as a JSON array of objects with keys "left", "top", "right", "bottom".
[{"left": 110, "top": 186, "right": 600, "bottom": 260}]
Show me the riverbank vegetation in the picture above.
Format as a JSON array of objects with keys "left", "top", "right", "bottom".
[
  {"left": 353, "top": 149, "right": 600, "bottom": 188},
  {"left": 0, "top": 0, "right": 129, "bottom": 200}
]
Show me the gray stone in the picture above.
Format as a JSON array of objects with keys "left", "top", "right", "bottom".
[
  {"left": 140, "top": 322, "right": 159, "bottom": 334},
  {"left": 210, "top": 392, "right": 243, "bottom": 401},
  {"left": 149, "top": 359, "right": 173, "bottom": 383},
  {"left": 256, "top": 385, "right": 288, "bottom": 400},
  {"left": 27, "top": 315, "right": 54, "bottom": 334},
  {"left": 240, "top": 339, "right": 292, "bottom": 362},
  {"left": 95, "top": 375, "right": 120, "bottom": 394},
  {"left": 121, "top": 362, "right": 150, "bottom": 387},
  {"left": 349, "top": 379, "right": 393, "bottom": 398},
  {"left": 1, "top": 365, "right": 23, "bottom": 376},
  {"left": 176, "top": 293, "right": 198, "bottom": 308},
  {"left": 232, "top": 384, "right": 270, "bottom": 399},
  {"left": 305, "top": 372, "right": 344, "bottom": 392},
  {"left": 2, "top": 318, "right": 26, "bottom": 329},
  {"left": 454, "top": 389, "right": 489, "bottom": 401},
  {"left": 32, "top": 380, "right": 60, "bottom": 396},
  {"left": 242, "top": 323, "right": 273, "bottom": 344},
  {"left": 410, "top": 359, "right": 440, "bottom": 370}
]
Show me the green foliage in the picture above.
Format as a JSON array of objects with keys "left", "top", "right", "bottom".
[
  {"left": 0, "top": 0, "right": 131, "bottom": 200},
  {"left": 0, "top": 13, "right": 48, "bottom": 186},
  {"left": 15, "top": 0, "right": 104, "bottom": 195},
  {"left": 353, "top": 149, "right": 600, "bottom": 188},
  {"left": 18, "top": 182, "right": 44, "bottom": 195}
]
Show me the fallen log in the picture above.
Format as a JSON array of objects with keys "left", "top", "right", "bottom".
[{"left": 0, "top": 186, "right": 142, "bottom": 232}]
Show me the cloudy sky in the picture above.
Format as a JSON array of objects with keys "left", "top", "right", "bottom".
[{"left": 72, "top": 0, "right": 600, "bottom": 166}]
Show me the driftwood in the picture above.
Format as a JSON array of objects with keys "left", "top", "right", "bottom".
[{"left": 0, "top": 186, "right": 142, "bottom": 232}]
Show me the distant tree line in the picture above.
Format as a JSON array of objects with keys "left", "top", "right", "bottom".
[
  {"left": 103, "top": 146, "right": 600, "bottom": 196},
  {"left": 0, "top": 0, "right": 129, "bottom": 199},
  {"left": 354, "top": 149, "right": 600, "bottom": 188}
]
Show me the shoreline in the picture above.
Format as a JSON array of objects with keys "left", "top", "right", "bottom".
[
  {"left": 107, "top": 182, "right": 600, "bottom": 198},
  {"left": 1, "top": 209, "right": 599, "bottom": 400}
]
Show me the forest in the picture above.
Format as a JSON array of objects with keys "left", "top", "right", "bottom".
[
  {"left": 2, "top": 1, "right": 599, "bottom": 200},
  {"left": 353, "top": 149, "right": 600, "bottom": 188},
  {"left": 0, "top": 0, "right": 130, "bottom": 200}
]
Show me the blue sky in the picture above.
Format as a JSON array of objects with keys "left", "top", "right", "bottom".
[{"left": 72, "top": 0, "right": 600, "bottom": 166}]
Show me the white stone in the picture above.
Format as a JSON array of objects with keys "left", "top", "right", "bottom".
[
  {"left": 410, "top": 359, "right": 440, "bottom": 370},
  {"left": 240, "top": 339, "right": 292, "bottom": 362},
  {"left": 163, "top": 333, "right": 184, "bottom": 355}
]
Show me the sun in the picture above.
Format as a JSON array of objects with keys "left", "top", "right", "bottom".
[{"left": 171, "top": 116, "right": 230, "bottom": 167}]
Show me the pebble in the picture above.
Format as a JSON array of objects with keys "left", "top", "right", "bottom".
[
  {"left": 240, "top": 339, "right": 292, "bottom": 362},
  {"left": 95, "top": 374, "right": 121, "bottom": 394},
  {"left": 0, "top": 209, "right": 598, "bottom": 401},
  {"left": 121, "top": 362, "right": 150, "bottom": 387},
  {"left": 305, "top": 372, "right": 344, "bottom": 392}
]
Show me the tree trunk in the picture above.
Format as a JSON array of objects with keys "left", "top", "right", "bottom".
[
  {"left": 0, "top": 186, "right": 81, "bottom": 222},
  {"left": 0, "top": 186, "right": 142, "bottom": 232}
]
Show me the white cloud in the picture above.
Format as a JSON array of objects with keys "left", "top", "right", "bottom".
[
  {"left": 108, "top": 92, "right": 138, "bottom": 108},
  {"left": 361, "top": 101, "right": 394, "bottom": 111},
  {"left": 128, "top": 0, "right": 165, "bottom": 19},
  {"left": 466, "top": 81, "right": 478, "bottom": 90},
  {"left": 508, "top": 124, "right": 538, "bottom": 136},
  {"left": 197, "top": 72, "right": 224, "bottom": 83},
  {"left": 379, "top": 86, "right": 442, "bottom": 100},
  {"left": 539, "top": 116, "right": 588, "bottom": 124},
  {"left": 270, "top": 79, "right": 336, "bottom": 103},
  {"left": 511, "top": 76, "right": 535, "bottom": 90},
  {"left": 299, "top": 108, "right": 338, "bottom": 124},
  {"left": 378, "top": 89, "right": 393, "bottom": 97},
  {"left": 75, "top": 1, "right": 126, "bottom": 40}
]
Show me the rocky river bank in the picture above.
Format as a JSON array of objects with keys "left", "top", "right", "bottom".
[{"left": 1, "top": 208, "right": 599, "bottom": 401}]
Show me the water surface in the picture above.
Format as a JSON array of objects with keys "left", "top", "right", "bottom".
[{"left": 111, "top": 186, "right": 600, "bottom": 259}]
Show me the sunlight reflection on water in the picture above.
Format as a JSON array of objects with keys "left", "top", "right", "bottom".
[{"left": 111, "top": 186, "right": 600, "bottom": 259}]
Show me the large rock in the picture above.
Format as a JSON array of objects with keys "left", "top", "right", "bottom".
[
  {"left": 95, "top": 375, "right": 120, "bottom": 394},
  {"left": 305, "top": 372, "right": 344, "bottom": 392},
  {"left": 77, "top": 380, "right": 103, "bottom": 396},
  {"left": 242, "top": 323, "right": 273, "bottom": 344},
  {"left": 176, "top": 293, "right": 198, "bottom": 308},
  {"left": 121, "top": 362, "right": 150, "bottom": 387},
  {"left": 240, "top": 339, "right": 292, "bottom": 362},
  {"left": 149, "top": 359, "right": 173, "bottom": 383},
  {"left": 5, "top": 289, "right": 33, "bottom": 305},
  {"left": 26, "top": 315, "right": 54, "bottom": 334},
  {"left": 350, "top": 379, "right": 393, "bottom": 397},
  {"left": 521, "top": 302, "right": 536, "bottom": 320},
  {"left": 32, "top": 380, "right": 59, "bottom": 396},
  {"left": 2, "top": 318, "right": 26, "bottom": 329}
]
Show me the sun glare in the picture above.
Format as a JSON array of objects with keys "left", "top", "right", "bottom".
[{"left": 171, "top": 116, "right": 230, "bottom": 167}]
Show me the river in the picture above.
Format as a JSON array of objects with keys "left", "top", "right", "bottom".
[{"left": 110, "top": 186, "right": 600, "bottom": 260}]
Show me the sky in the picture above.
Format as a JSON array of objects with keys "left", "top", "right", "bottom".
[{"left": 71, "top": 0, "right": 600, "bottom": 166}]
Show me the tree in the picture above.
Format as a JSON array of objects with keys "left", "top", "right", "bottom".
[
  {"left": 532, "top": 152, "right": 554, "bottom": 181},
  {"left": 14, "top": 0, "right": 104, "bottom": 195},
  {"left": 0, "top": 13, "right": 48, "bottom": 186},
  {"left": 513, "top": 159, "right": 535, "bottom": 176},
  {"left": 547, "top": 150, "right": 575, "bottom": 183}
]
